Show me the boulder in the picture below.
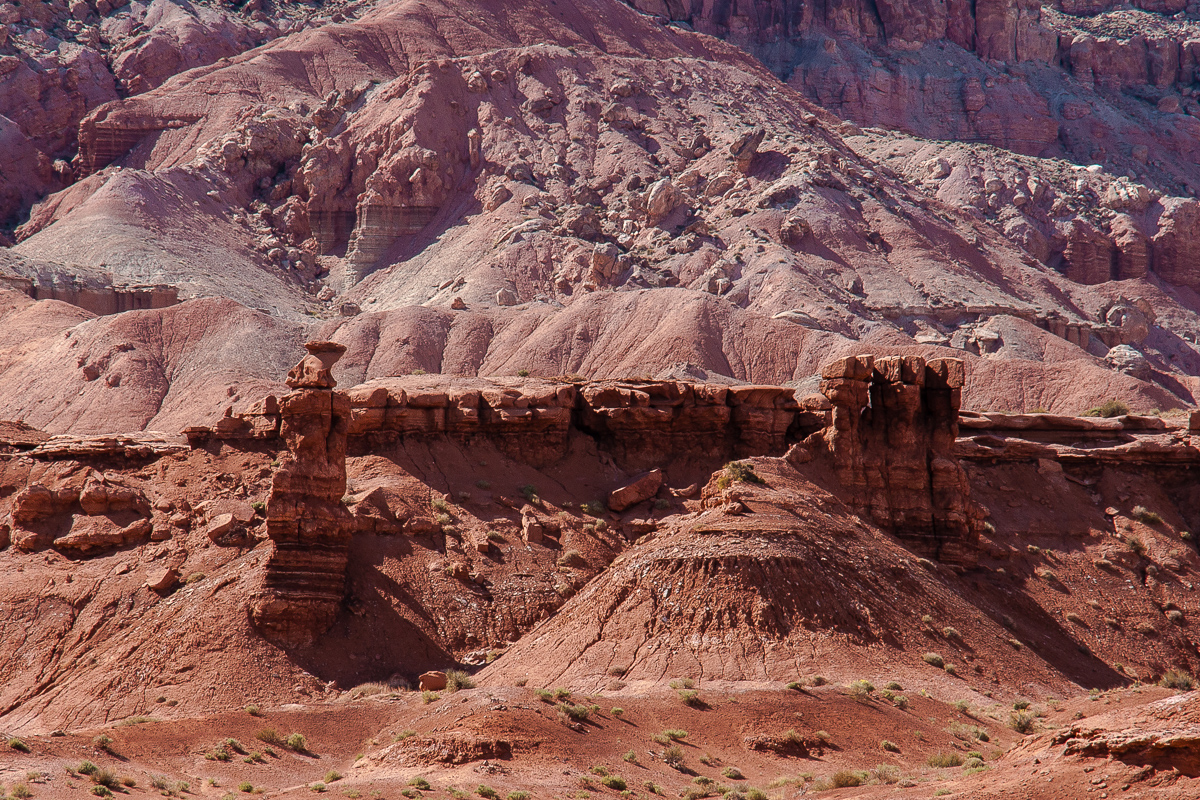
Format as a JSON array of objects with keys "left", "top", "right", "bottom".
[
  {"left": 729, "top": 126, "right": 765, "bottom": 170},
  {"left": 1105, "top": 344, "right": 1151, "bottom": 380},
  {"left": 592, "top": 242, "right": 621, "bottom": 281},
  {"left": 496, "top": 287, "right": 519, "bottom": 306},
  {"left": 206, "top": 513, "right": 236, "bottom": 541},
  {"left": 645, "top": 178, "right": 680, "bottom": 222},
  {"left": 146, "top": 567, "right": 179, "bottom": 592},
  {"left": 419, "top": 671, "right": 448, "bottom": 691},
  {"left": 609, "top": 469, "right": 663, "bottom": 512}
]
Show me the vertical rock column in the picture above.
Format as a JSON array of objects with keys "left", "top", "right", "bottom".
[
  {"left": 818, "top": 354, "right": 979, "bottom": 567},
  {"left": 818, "top": 354, "right": 875, "bottom": 498},
  {"left": 251, "top": 341, "right": 353, "bottom": 648},
  {"left": 923, "top": 357, "right": 978, "bottom": 567},
  {"left": 868, "top": 355, "right": 935, "bottom": 536}
]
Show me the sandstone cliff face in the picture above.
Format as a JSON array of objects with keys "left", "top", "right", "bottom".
[
  {"left": 816, "top": 353, "right": 980, "bottom": 567},
  {"left": 250, "top": 341, "right": 353, "bottom": 648}
]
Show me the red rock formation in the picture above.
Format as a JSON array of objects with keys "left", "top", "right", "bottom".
[
  {"left": 250, "top": 341, "right": 353, "bottom": 648},
  {"left": 816, "top": 353, "right": 980, "bottom": 567}
]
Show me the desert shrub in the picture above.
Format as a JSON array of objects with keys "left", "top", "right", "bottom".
[
  {"left": 716, "top": 461, "right": 764, "bottom": 490},
  {"left": 422, "top": 691, "right": 441, "bottom": 704},
  {"left": 1083, "top": 399, "right": 1129, "bottom": 418},
  {"left": 1167, "top": 609, "right": 1185, "bottom": 623},
  {"left": 1127, "top": 535, "right": 1147, "bottom": 556},
  {"left": 206, "top": 746, "right": 232, "bottom": 761},
  {"left": 848, "top": 680, "right": 874, "bottom": 701},
  {"left": 721, "top": 768, "right": 743, "bottom": 780},
  {"left": 927, "top": 752, "right": 963, "bottom": 768},
  {"left": 256, "top": 729, "right": 283, "bottom": 746},
  {"left": 431, "top": 497, "right": 450, "bottom": 512},
  {"left": 621, "top": 750, "right": 637, "bottom": 763},
  {"left": 678, "top": 690, "right": 701, "bottom": 707},
  {"left": 785, "top": 681, "right": 802, "bottom": 691},
  {"left": 245, "top": 705, "right": 263, "bottom": 717},
  {"left": 944, "top": 663, "right": 958, "bottom": 676},
  {"left": 953, "top": 699, "right": 971, "bottom": 715},
  {"left": 601, "top": 776, "right": 626, "bottom": 790},
  {"left": 1010, "top": 711, "right": 1036, "bottom": 734},
  {"left": 611, "top": 706, "right": 624, "bottom": 718},
  {"left": 323, "top": 772, "right": 342, "bottom": 784},
  {"left": 507, "top": 793, "right": 529, "bottom": 800},
  {"left": 922, "top": 652, "right": 945, "bottom": 668},
  {"left": 663, "top": 729, "right": 688, "bottom": 741},
  {"left": 942, "top": 627, "right": 961, "bottom": 639},
  {"left": 810, "top": 675, "right": 828, "bottom": 686},
  {"left": 830, "top": 771, "right": 865, "bottom": 788},
  {"left": 557, "top": 703, "right": 590, "bottom": 722},
  {"left": 239, "top": 784, "right": 254, "bottom": 793},
  {"left": 1013, "top": 699, "right": 1030, "bottom": 710},
  {"left": 744, "top": 789, "right": 767, "bottom": 800},
  {"left": 884, "top": 681, "right": 903, "bottom": 691},
  {"left": 476, "top": 787, "right": 497, "bottom": 800},
  {"left": 872, "top": 764, "right": 900, "bottom": 784},
  {"left": 892, "top": 695, "right": 910, "bottom": 710},
  {"left": 286, "top": 733, "right": 307, "bottom": 752},
  {"left": 643, "top": 783, "right": 664, "bottom": 796},
  {"left": 814, "top": 730, "right": 831, "bottom": 743},
  {"left": 557, "top": 550, "right": 586, "bottom": 568},
  {"left": 1104, "top": 617, "right": 1121, "bottom": 628},
  {"left": 1138, "top": 623, "right": 1159, "bottom": 636},
  {"left": 669, "top": 678, "right": 695, "bottom": 690},
  {"left": 663, "top": 746, "right": 686, "bottom": 769},
  {"left": 1066, "top": 612, "right": 1085, "bottom": 624},
  {"left": 1132, "top": 506, "right": 1162, "bottom": 525},
  {"left": 8, "top": 737, "right": 31, "bottom": 753},
  {"left": 880, "top": 740, "right": 899, "bottom": 753},
  {"left": 92, "top": 769, "right": 120, "bottom": 789},
  {"left": 1160, "top": 669, "right": 1196, "bottom": 690},
  {"left": 91, "top": 787, "right": 112, "bottom": 797},
  {"left": 445, "top": 670, "right": 475, "bottom": 692}
]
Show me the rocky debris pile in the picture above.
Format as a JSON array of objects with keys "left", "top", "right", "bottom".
[
  {"left": 250, "top": 341, "right": 353, "bottom": 648},
  {"left": 4, "top": 466, "right": 155, "bottom": 553},
  {"left": 811, "top": 354, "right": 981, "bottom": 567}
]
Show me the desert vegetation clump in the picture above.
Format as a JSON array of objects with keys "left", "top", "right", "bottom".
[
  {"left": 716, "top": 461, "right": 764, "bottom": 490},
  {"left": 445, "top": 670, "right": 475, "bottom": 692},
  {"left": 1082, "top": 399, "right": 1129, "bottom": 418},
  {"left": 662, "top": 745, "right": 686, "bottom": 770},
  {"left": 922, "top": 652, "right": 945, "bottom": 668},
  {"left": 1010, "top": 711, "right": 1036, "bottom": 734},
  {"left": 1132, "top": 506, "right": 1162, "bottom": 525},
  {"left": 1160, "top": 669, "right": 1195, "bottom": 690},
  {"left": 927, "top": 752, "right": 964, "bottom": 768}
]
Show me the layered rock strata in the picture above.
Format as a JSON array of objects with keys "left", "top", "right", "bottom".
[
  {"left": 818, "top": 354, "right": 980, "bottom": 567},
  {"left": 249, "top": 341, "right": 353, "bottom": 649},
  {"left": 190, "top": 377, "right": 823, "bottom": 472}
]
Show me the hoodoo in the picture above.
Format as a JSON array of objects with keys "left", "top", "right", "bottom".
[{"left": 250, "top": 341, "right": 353, "bottom": 647}]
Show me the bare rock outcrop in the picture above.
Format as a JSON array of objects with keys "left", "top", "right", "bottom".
[
  {"left": 816, "top": 354, "right": 980, "bottom": 567},
  {"left": 250, "top": 341, "right": 353, "bottom": 648}
]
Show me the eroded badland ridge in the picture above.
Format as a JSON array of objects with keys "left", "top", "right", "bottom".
[{"left": 2, "top": 0, "right": 1200, "bottom": 798}]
